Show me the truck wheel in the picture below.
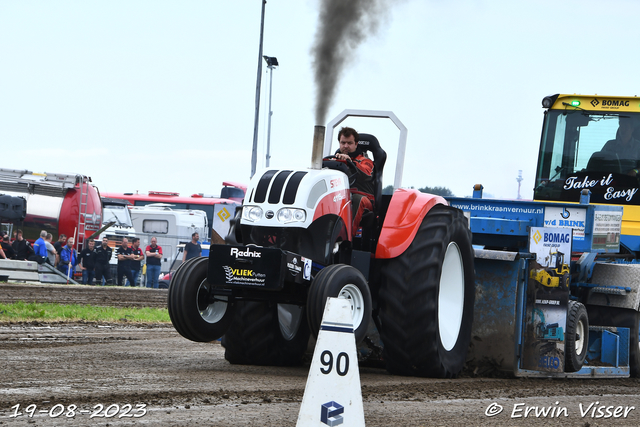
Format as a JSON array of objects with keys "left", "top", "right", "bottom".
[
  {"left": 565, "top": 300, "right": 589, "bottom": 372},
  {"left": 307, "top": 264, "right": 372, "bottom": 344},
  {"left": 168, "top": 257, "right": 234, "bottom": 342},
  {"left": 379, "top": 205, "right": 475, "bottom": 378},
  {"left": 222, "top": 301, "right": 310, "bottom": 366}
]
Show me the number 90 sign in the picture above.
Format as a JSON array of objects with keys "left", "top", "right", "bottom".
[{"left": 320, "top": 350, "right": 349, "bottom": 376}]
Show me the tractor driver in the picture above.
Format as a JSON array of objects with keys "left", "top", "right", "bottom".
[{"left": 333, "top": 127, "right": 375, "bottom": 236}]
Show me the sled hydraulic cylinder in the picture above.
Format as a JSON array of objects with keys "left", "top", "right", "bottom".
[{"left": 311, "top": 125, "right": 325, "bottom": 170}]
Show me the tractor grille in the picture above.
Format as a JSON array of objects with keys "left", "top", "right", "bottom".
[{"left": 253, "top": 170, "right": 307, "bottom": 205}]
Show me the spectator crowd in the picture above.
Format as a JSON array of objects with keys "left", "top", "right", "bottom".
[{"left": 0, "top": 229, "right": 194, "bottom": 289}]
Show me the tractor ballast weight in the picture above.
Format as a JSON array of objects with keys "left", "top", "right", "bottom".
[{"left": 168, "top": 110, "right": 477, "bottom": 378}]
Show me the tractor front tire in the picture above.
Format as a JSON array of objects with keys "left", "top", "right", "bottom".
[
  {"left": 379, "top": 205, "right": 475, "bottom": 378},
  {"left": 222, "top": 302, "right": 310, "bottom": 366},
  {"left": 168, "top": 257, "right": 235, "bottom": 342},
  {"left": 307, "top": 264, "right": 372, "bottom": 344},
  {"left": 565, "top": 300, "right": 589, "bottom": 372}
]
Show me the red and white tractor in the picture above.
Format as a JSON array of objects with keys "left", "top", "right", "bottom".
[{"left": 168, "top": 110, "right": 475, "bottom": 378}]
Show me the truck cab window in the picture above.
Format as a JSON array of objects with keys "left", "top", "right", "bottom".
[{"left": 535, "top": 110, "right": 640, "bottom": 204}]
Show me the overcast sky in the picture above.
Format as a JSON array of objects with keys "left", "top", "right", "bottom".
[{"left": 2, "top": 0, "right": 640, "bottom": 200}]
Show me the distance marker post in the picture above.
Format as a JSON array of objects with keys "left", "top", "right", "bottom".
[{"left": 297, "top": 297, "right": 365, "bottom": 426}]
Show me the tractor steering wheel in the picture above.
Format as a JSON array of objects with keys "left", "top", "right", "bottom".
[{"left": 322, "top": 155, "right": 359, "bottom": 186}]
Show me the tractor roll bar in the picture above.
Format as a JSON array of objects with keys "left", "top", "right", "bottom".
[{"left": 323, "top": 109, "right": 407, "bottom": 189}]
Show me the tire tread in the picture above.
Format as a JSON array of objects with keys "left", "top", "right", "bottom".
[{"left": 379, "top": 205, "right": 475, "bottom": 378}]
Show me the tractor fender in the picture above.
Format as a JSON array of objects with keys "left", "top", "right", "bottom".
[{"left": 375, "top": 189, "right": 447, "bottom": 259}]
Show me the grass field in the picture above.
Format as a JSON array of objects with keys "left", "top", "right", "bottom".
[{"left": 0, "top": 301, "right": 171, "bottom": 323}]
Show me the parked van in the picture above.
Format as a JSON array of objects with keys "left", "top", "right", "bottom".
[{"left": 128, "top": 204, "right": 209, "bottom": 275}]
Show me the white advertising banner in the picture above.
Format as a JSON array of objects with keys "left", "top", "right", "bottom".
[
  {"left": 529, "top": 226, "right": 573, "bottom": 267},
  {"left": 543, "top": 206, "right": 586, "bottom": 242}
]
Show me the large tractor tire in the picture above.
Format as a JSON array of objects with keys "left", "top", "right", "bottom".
[
  {"left": 379, "top": 204, "right": 475, "bottom": 378},
  {"left": 168, "top": 257, "right": 235, "bottom": 342},
  {"left": 586, "top": 305, "right": 640, "bottom": 377},
  {"left": 565, "top": 300, "right": 589, "bottom": 372},
  {"left": 307, "top": 264, "right": 372, "bottom": 344},
  {"left": 222, "top": 301, "right": 310, "bottom": 366}
]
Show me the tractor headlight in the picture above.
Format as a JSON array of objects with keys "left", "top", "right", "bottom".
[
  {"left": 242, "top": 206, "right": 263, "bottom": 222},
  {"left": 277, "top": 208, "right": 306, "bottom": 224}
]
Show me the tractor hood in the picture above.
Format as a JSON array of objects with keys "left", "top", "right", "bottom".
[{"left": 240, "top": 168, "right": 351, "bottom": 229}]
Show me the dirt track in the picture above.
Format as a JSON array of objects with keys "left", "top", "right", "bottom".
[
  {"left": 0, "top": 283, "right": 168, "bottom": 308},
  {"left": 2, "top": 283, "right": 640, "bottom": 426}
]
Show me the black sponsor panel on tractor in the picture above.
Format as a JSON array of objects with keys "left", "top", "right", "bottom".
[{"left": 207, "top": 245, "right": 287, "bottom": 290}]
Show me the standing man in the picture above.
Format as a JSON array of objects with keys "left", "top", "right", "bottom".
[
  {"left": 53, "top": 234, "right": 67, "bottom": 265},
  {"left": 183, "top": 232, "right": 202, "bottom": 262},
  {"left": 1, "top": 234, "right": 15, "bottom": 259},
  {"left": 129, "top": 237, "right": 144, "bottom": 287},
  {"left": 32, "top": 230, "right": 49, "bottom": 264},
  {"left": 45, "top": 233, "right": 57, "bottom": 266},
  {"left": 145, "top": 237, "right": 163, "bottom": 289},
  {"left": 116, "top": 237, "right": 134, "bottom": 287},
  {"left": 12, "top": 229, "right": 34, "bottom": 261},
  {"left": 94, "top": 237, "right": 113, "bottom": 285},
  {"left": 58, "top": 237, "right": 77, "bottom": 278},
  {"left": 79, "top": 239, "right": 97, "bottom": 285}
]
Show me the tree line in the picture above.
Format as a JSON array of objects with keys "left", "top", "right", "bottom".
[{"left": 382, "top": 185, "right": 453, "bottom": 197}]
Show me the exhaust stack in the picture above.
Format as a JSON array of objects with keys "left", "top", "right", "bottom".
[{"left": 311, "top": 125, "right": 325, "bottom": 170}]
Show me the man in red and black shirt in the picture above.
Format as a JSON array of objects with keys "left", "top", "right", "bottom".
[
  {"left": 334, "top": 127, "right": 375, "bottom": 236},
  {"left": 145, "top": 237, "right": 163, "bottom": 289}
]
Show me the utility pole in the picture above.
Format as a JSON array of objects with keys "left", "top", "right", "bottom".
[
  {"left": 251, "top": 0, "right": 267, "bottom": 178},
  {"left": 263, "top": 56, "right": 278, "bottom": 167}
]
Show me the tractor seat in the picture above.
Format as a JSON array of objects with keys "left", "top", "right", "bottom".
[{"left": 357, "top": 133, "right": 387, "bottom": 209}]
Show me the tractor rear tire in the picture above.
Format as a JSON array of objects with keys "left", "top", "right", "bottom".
[
  {"left": 307, "top": 264, "right": 372, "bottom": 344},
  {"left": 222, "top": 301, "right": 310, "bottom": 366},
  {"left": 168, "top": 256, "right": 235, "bottom": 342},
  {"left": 379, "top": 205, "right": 475, "bottom": 378},
  {"left": 565, "top": 300, "right": 589, "bottom": 372}
]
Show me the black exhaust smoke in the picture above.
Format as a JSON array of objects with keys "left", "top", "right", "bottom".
[{"left": 311, "top": 0, "right": 393, "bottom": 126}]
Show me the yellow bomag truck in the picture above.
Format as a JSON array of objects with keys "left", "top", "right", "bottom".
[{"left": 448, "top": 94, "right": 640, "bottom": 377}]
